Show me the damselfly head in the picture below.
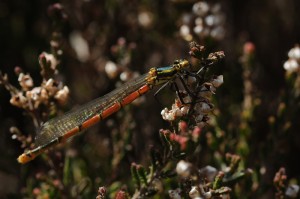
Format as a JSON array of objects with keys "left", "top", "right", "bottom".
[{"left": 173, "top": 59, "right": 190, "bottom": 71}]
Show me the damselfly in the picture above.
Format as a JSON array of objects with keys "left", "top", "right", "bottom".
[{"left": 18, "top": 59, "right": 190, "bottom": 164}]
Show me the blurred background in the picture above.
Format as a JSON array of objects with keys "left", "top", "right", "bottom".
[{"left": 1, "top": 0, "right": 300, "bottom": 198}]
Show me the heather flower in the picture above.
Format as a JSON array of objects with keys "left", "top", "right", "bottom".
[
  {"left": 47, "top": 3, "right": 67, "bottom": 22},
  {"left": 44, "top": 78, "right": 58, "bottom": 96},
  {"left": 96, "top": 187, "right": 107, "bottom": 199},
  {"left": 284, "top": 59, "right": 299, "bottom": 72},
  {"left": 119, "top": 73, "right": 129, "bottom": 84},
  {"left": 288, "top": 45, "right": 300, "bottom": 60},
  {"left": 197, "top": 84, "right": 214, "bottom": 99},
  {"left": 192, "top": 127, "right": 202, "bottom": 141},
  {"left": 161, "top": 99, "right": 190, "bottom": 121},
  {"left": 10, "top": 92, "right": 28, "bottom": 108},
  {"left": 176, "top": 160, "right": 193, "bottom": 178},
  {"left": 211, "top": 75, "right": 224, "bottom": 88},
  {"left": 119, "top": 71, "right": 140, "bottom": 82},
  {"left": 285, "top": 184, "right": 299, "bottom": 198},
  {"left": 26, "top": 87, "right": 46, "bottom": 109},
  {"left": 69, "top": 31, "right": 90, "bottom": 62},
  {"left": 178, "top": 121, "right": 188, "bottom": 132},
  {"left": 168, "top": 188, "right": 182, "bottom": 199},
  {"left": 189, "top": 186, "right": 201, "bottom": 199},
  {"left": 199, "top": 165, "right": 218, "bottom": 182},
  {"left": 18, "top": 73, "right": 33, "bottom": 91},
  {"left": 193, "top": 2, "right": 210, "bottom": 16},
  {"left": 138, "top": 11, "right": 153, "bottom": 28},
  {"left": 283, "top": 45, "right": 300, "bottom": 73},
  {"left": 179, "top": 24, "right": 192, "bottom": 41},
  {"left": 114, "top": 190, "right": 128, "bottom": 199},
  {"left": 105, "top": 61, "right": 119, "bottom": 79},
  {"left": 39, "top": 88, "right": 49, "bottom": 104},
  {"left": 170, "top": 133, "right": 188, "bottom": 150},
  {"left": 161, "top": 71, "right": 223, "bottom": 127},
  {"left": 180, "top": 1, "right": 225, "bottom": 41},
  {"left": 54, "top": 86, "right": 69, "bottom": 105},
  {"left": 194, "top": 102, "right": 214, "bottom": 114},
  {"left": 40, "top": 52, "right": 58, "bottom": 71},
  {"left": 32, "top": 188, "right": 41, "bottom": 196}
]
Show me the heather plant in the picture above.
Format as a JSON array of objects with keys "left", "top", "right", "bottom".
[{"left": 1, "top": 1, "right": 300, "bottom": 199}]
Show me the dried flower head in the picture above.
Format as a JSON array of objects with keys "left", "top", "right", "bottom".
[
  {"left": 39, "top": 52, "right": 59, "bottom": 79},
  {"left": 96, "top": 186, "right": 107, "bottom": 199},
  {"left": 18, "top": 73, "right": 34, "bottom": 91},
  {"left": 54, "top": 86, "right": 69, "bottom": 105},
  {"left": 10, "top": 92, "right": 28, "bottom": 108}
]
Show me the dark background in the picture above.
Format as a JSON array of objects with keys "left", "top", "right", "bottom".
[{"left": 1, "top": 0, "right": 300, "bottom": 198}]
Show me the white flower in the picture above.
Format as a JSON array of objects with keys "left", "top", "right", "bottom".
[
  {"left": 198, "top": 85, "right": 213, "bottom": 99},
  {"left": 26, "top": 87, "right": 41, "bottom": 101},
  {"left": 195, "top": 114, "right": 204, "bottom": 123},
  {"left": 283, "top": 59, "right": 299, "bottom": 72},
  {"left": 54, "top": 86, "right": 69, "bottom": 105},
  {"left": 180, "top": 25, "right": 190, "bottom": 37},
  {"left": 42, "top": 52, "right": 58, "bottom": 70},
  {"left": 120, "top": 71, "right": 139, "bottom": 82},
  {"left": 193, "top": 2, "right": 210, "bottom": 17},
  {"left": 194, "top": 25, "right": 204, "bottom": 35},
  {"left": 195, "top": 17, "right": 203, "bottom": 26},
  {"left": 168, "top": 188, "right": 182, "bottom": 199},
  {"left": 119, "top": 71, "right": 130, "bottom": 81},
  {"left": 40, "top": 88, "right": 49, "bottom": 102},
  {"left": 18, "top": 73, "right": 33, "bottom": 90},
  {"left": 44, "top": 78, "right": 58, "bottom": 96},
  {"left": 199, "top": 165, "right": 218, "bottom": 182},
  {"left": 138, "top": 11, "right": 153, "bottom": 28},
  {"left": 176, "top": 160, "right": 193, "bottom": 178},
  {"left": 205, "top": 15, "right": 215, "bottom": 27},
  {"left": 285, "top": 184, "right": 299, "bottom": 198},
  {"left": 180, "top": 105, "right": 189, "bottom": 115},
  {"left": 26, "top": 87, "right": 48, "bottom": 108},
  {"left": 161, "top": 100, "right": 190, "bottom": 121},
  {"left": 189, "top": 186, "right": 200, "bottom": 198},
  {"left": 195, "top": 102, "right": 213, "bottom": 114},
  {"left": 211, "top": 75, "right": 223, "bottom": 88},
  {"left": 284, "top": 45, "right": 300, "bottom": 72},
  {"left": 69, "top": 31, "right": 90, "bottom": 62},
  {"left": 161, "top": 108, "right": 176, "bottom": 121},
  {"left": 105, "top": 61, "right": 118, "bottom": 79},
  {"left": 288, "top": 46, "right": 300, "bottom": 60},
  {"left": 182, "top": 95, "right": 192, "bottom": 104},
  {"left": 10, "top": 92, "right": 27, "bottom": 108}
]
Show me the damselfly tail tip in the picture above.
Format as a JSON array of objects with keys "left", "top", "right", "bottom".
[{"left": 17, "top": 153, "right": 33, "bottom": 164}]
